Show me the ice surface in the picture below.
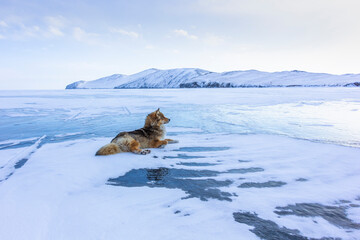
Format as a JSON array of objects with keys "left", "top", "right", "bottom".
[
  {"left": 1, "top": 88, "right": 359, "bottom": 147},
  {"left": 0, "top": 88, "right": 360, "bottom": 239}
]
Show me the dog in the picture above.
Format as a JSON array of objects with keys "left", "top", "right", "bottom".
[{"left": 96, "top": 109, "right": 178, "bottom": 156}]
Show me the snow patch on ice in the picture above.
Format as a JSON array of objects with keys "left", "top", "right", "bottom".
[{"left": 0, "top": 135, "right": 46, "bottom": 182}]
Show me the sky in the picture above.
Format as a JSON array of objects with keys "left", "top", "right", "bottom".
[{"left": 0, "top": 0, "right": 359, "bottom": 89}]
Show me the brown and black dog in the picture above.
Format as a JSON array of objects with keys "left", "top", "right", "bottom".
[{"left": 96, "top": 109, "right": 178, "bottom": 155}]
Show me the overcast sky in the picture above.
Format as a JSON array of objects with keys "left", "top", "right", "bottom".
[{"left": 0, "top": 0, "right": 359, "bottom": 89}]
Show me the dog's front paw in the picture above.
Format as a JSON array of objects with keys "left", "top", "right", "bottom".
[{"left": 140, "top": 149, "right": 151, "bottom": 155}]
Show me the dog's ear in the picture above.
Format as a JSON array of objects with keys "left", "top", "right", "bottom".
[{"left": 155, "top": 108, "right": 160, "bottom": 115}]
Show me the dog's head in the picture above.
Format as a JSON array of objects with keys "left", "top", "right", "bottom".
[{"left": 145, "top": 108, "right": 170, "bottom": 128}]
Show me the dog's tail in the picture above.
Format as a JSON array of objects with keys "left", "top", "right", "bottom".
[{"left": 96, "top": 143, "right": 121, "bottom": 156}]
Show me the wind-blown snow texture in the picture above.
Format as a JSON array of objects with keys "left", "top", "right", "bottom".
[
  {"left": 0, "top": 88, "right": 360, "bottom": 240},
  {"left": 66, "top": 68, "right": 360, "bottom": 89}
]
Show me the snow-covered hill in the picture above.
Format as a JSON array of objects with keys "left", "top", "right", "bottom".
[
  {"left": 66, "top": 74, "right": 127, "bottom": 89},
  {"left": 65, "top": 68, "right": 360, "bottom": 89}
]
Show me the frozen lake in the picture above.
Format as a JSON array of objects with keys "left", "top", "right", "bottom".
[{"left": 0, "top": 88, "right": 360, "bottom": 239}]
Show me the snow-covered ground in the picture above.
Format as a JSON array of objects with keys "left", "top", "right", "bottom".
[
  {"left": 0, "top": 88, "right": 359, "bottom": 240},
  {"left": 65, "top": 68, "right": 360, "bottom": 89}
]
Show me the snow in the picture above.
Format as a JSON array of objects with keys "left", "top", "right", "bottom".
[
  {"left": 116, "top": 68, "right": 211, "bottom": 88},
  {"left": 65, "top": 68, "right": 360, "bottom": 89},
  {"left": 66, "top": 74, "right": 127, "bottom": 89},
  {"left": 0, "top": 135, "right": 45, "bottom": 181},
  {"left": 0, "top": 88, "right": 360, "bottom": 240}
]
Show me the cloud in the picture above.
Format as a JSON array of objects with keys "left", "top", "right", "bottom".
[
  {"left": 73, "top": 27, "right": 98, "bottom": 44},
  {"left": 21, "top": 25, "right": 41, "bottom": 38},
  {"left": 0, "top": 20, "right": 8, "bottom": 28},
  {"left": 73, "top": 27, "right": 87, "bottom": 41},
  {"left": 173, "top": 29, "right": 198, "bottom": 40},
  {"left": 48, "top": 26, "right": 64, "bottom": 36},
  {"left": 194, "top": 0, "right": 338, "bottom": 16},
  {"left": 45, "top": 16, "right": 66, "bottom": 28},
  {"left": 0, "top": 16, "right": 67, "bottom": 40},
  {"left": 44, "top": 16, "right": 66, "bottom": 37},
  {"left": 0, "top": 34, "right": 5, "bottom": 39},
  {"left": 109, "top": 27, "right": 139, "bottom": 38},
  {"left": 203, "top": 34, "right": 224, "bottom": 46},
  {"left": 145, "top": 44, "right": 155, "bottom": 49},
  {"left": 194, "top": 0, "right": 360, "bottom": 33}
]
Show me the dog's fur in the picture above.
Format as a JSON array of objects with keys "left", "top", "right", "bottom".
[{"left": 96, "top": 109, "right": 177, "bottom": 156}]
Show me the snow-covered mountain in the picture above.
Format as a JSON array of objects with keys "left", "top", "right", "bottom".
[
  {"left": 65, "top": 68, "right": 360, "bottom": 89},
  {"left": 66, "top": 74, "right": 127, "bottom": 89},
  {"left": 116, "top": 68, "right": 211, "bottom": 88}
]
